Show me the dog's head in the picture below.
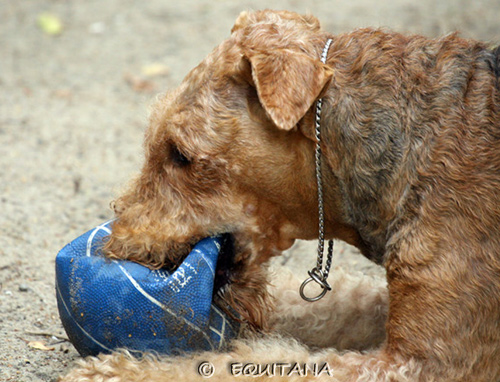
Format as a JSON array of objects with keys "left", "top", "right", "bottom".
[{"left": 105, "top": 10, "right": 351, "bottom": 329}]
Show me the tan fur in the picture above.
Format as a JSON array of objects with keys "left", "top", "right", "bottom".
[{"left": 61, "top": 10, "right": 500, "bottom": 382}]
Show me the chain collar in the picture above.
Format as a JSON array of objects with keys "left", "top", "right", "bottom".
[{"left": 299, "top": 38, "right": 334, "bottom": 302}]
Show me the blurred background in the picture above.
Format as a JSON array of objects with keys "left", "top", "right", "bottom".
[{"left": 1, "top": 1, "right": 499, "bottom": 381}]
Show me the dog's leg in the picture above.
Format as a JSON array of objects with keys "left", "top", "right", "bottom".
[{"left": 268, "top": 266, "right": 387, "bottom": 351}]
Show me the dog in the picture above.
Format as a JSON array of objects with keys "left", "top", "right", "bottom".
[{"left": 60, "top": 10, "right": 500, "bottom": 382}]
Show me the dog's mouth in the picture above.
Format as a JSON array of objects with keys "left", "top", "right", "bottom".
[
  {"left": 213, "top": 233, "right": 237, "bottom": 295},
  {"left": 155, "top": 232, "right": 238, "bottom": 295}
]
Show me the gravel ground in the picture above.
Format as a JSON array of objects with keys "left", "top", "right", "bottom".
[{"left": 1, "top": 1, "right": 499, "bottom": 381}]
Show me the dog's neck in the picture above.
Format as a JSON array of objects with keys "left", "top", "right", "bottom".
[
  {"left": 316, "top": 30, "right": 497, "bottom": 264},
  {"left": 316, "top": 32, "right": 417, "bottom": 263}
]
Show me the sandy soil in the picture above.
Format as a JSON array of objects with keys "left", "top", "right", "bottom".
[{"left": 1, "top": 1, "right": 499, "bottom": 380}]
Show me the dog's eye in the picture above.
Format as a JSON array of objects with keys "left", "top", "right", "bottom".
[{"left": 170, "top": 145, "right": 191, "bottom": 167}]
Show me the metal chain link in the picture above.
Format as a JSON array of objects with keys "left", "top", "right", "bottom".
[{"left": 300, "top": 38, "right": 334, "bottom": 302}]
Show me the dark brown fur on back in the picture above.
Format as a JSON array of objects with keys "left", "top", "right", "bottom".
[{"left": 319, "top": 29, "right": 500, "bottom": 379}]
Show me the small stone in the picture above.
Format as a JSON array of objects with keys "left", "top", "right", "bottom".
[
  {"left": 89, "top": 22, "right": 106, "bottom": 35},
  {"left": 19, "top": 284, "right": 29, "bottom": 292}
]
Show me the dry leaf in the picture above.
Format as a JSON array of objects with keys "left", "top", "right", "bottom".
[
  {"left": 37, "top": 13, "right": 63, "bottom": 36},
  {"left": 123, "top": 73, "right": 156, "bottom": 93},
  {"left": 28, "top": 341, "right": 55, "bottom": 351},
  {"left": 141, "top": 63, "right": 170, "bottom": 77}
]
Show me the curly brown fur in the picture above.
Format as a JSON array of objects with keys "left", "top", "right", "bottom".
[{"left": 64, "top": 9, "right": 500, "bottom": 382}]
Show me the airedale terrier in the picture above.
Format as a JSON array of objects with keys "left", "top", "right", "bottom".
[{"left": 61, "top": 10, "right": 500, "bottom": 382}]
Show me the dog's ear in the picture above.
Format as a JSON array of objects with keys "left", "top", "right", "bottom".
[
  {"left": 231, "top": 11, "right": 252, "bottom": 34},
  {"left": 232, "top": 10, "right": 332, "bottom": 130},
  {"left": 232, "top": 10, "right": 321, "bottom": 34},
  {"left": 243, "top": 49, "right": 333, "bottom": 131}
]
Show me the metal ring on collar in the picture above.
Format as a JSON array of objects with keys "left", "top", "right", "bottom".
[{"left": 299, "top": 268, "right": 332, "bottom": 302}]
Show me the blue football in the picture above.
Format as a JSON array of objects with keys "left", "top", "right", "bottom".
[{"left": 55, "top": 221, "right": 239, "bottom": 357}]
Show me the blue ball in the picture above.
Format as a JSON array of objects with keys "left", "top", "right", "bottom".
[{"left": 55, "top": 221, "right": 239, "bottom": 357}]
